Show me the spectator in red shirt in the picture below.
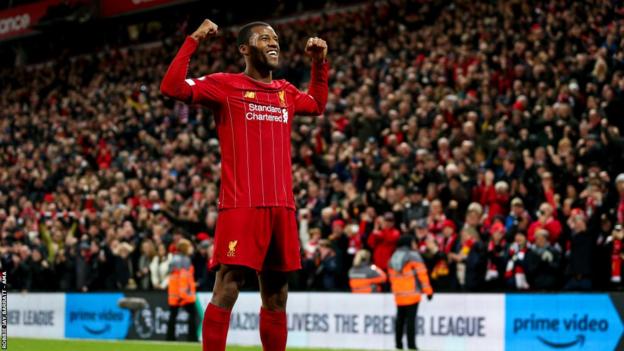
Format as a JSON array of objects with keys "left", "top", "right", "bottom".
[
  {"left": 96, "top": 139, "right": 112, "bottom": 170},
  {"left": 528, "top": 203, "right": 562, "bottom": 244},
  {"left": 486, "top": 181, "right": 510, "bottom": 222},
  {"left": 367, "top": 212, "right": 401, "bottom": 271}
]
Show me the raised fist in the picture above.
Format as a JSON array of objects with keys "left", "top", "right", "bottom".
[
  {"left": 191, "top": 19, "right": 218, "bottom": 41},
  {"left": 305, "top": 37, "right": 328, "bottom": 61}
]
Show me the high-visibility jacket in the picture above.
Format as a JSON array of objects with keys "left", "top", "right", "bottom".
[
  {"left": 168, "top": 254, "right": 197, "bottom": 306},
  {"left": 388, "top": 248, "right": 433, "bottom": 306},
  {"left": 348, "top": 264, "right": 387, "bottom": 293}
]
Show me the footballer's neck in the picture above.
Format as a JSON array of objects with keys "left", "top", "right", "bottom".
[{"left": 244, "top": 65, "right": 272, "bottom": 83}]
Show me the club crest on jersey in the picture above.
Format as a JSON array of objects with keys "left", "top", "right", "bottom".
[
  {"left": 244, "top": 91, "right": 256, "bottom": 99},
  {"left": 227, "top": 240, "right": 238, "bottom": 257},
  {"left": 278, "top": 90, "right": 286, "bottom": 106}
]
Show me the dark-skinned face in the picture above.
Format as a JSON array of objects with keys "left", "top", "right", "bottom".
[{"left": 243, "top": 25, "right": 280, "bottom": 71}]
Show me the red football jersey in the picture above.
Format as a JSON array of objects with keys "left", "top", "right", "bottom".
[{"left": 184, "top": 62, "right": 328, "bottom": 209}]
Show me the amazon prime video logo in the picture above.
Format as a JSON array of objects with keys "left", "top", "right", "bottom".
[
  {"left": 65, "top": 293, "right": 131, "bottom": 339},
  {"left": 505, "top": 294, "right": 623, "bottom": 350}
]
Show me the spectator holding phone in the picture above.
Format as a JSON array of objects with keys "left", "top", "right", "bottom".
[{"left": 367, "top": 213, "right": 401, "bottom": 272}]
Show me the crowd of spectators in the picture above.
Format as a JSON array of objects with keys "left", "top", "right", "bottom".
[
  {"left": 0, "top": 0, "right": 38, "bottom": 10},
  {"left": 2, "top": 0, "right": 624, "bottom": 293}
]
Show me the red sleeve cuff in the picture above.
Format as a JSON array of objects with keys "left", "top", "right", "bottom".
[
  {"left": 184, "top": 36, "right": 199, "bottom": 50},
  {"left": 312, "top": 59, "right": 329, "bottom": 67}
]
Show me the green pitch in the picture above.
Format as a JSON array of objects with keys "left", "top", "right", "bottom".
[{"left": 10, "top": 338, "right": 355, "bottom": 351}]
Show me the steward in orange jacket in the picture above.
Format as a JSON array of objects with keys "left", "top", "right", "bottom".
[
  {"left": 348, "top": 250, "right": 387, "bottom": 293},
  {"left": 168, "top": 256, "right": 196, "bottom": 307},
  {"left": 388, "top": 235, "right": 433, "bottom": 350},
  {"left": 166, "top": 239, "right": 198, "bottom": 342}
]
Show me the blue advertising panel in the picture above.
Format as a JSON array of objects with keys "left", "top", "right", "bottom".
[
  {"left": 65, "top": 293, "right": 131, "bottom": 339},
  {"left": 506, "top": 294, "right": 623, "bottom": 351}
]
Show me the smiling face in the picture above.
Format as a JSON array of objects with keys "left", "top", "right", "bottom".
[{"left": 242, "top": 25, "right": 280, "bottom": 71}]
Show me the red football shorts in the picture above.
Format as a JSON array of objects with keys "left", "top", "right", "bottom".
[{"left": 210, "top": 207, "right": 302, "bottom": 272}]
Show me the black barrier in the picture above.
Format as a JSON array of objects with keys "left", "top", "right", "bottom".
[
  {"left": 122, "top": 291, "right": 200, "bottom": 341},
  {"left": 609, "top": 293, "right": 624, "bottom": 350}
]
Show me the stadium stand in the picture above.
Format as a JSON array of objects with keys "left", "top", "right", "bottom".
[{"left": 1, "top": 0, "right": 624, "bottom": 294}]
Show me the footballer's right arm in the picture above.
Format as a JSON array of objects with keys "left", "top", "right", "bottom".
[{"left": 160, "top": 19, "right": 218, "bottom": 103}]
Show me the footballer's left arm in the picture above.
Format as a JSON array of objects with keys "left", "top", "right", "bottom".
[{"left": 294, "top": 37, "right": 329, "bottom": 116}]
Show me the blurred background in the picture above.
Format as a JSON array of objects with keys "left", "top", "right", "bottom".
[
  {"left": 2, "top": 0, "right": 624, "bottom": 350},
  {"left": 3, "top": 0, "right": 624, "bottom": 294}
]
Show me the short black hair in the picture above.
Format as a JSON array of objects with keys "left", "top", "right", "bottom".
[
  {"left": 237, "top": 21, "right": 271, "bottom": 46},
  {"left": 397, "top": 235, "right": 415, "bottom": 249}
]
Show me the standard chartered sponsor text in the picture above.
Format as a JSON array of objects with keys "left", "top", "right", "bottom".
[{"left": 246, "top": 103, "right": 288, "bottom": 123}]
